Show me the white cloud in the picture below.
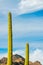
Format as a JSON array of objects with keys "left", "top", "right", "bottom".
[
  {"left": 13, "top": 50, "right": 25, "bottom": 58},
  {"left": 30, "top": 49, "right": 43, "bottom": 65},
  {"left": 17, "top": 0, "right": 43, "bottom": 14}
]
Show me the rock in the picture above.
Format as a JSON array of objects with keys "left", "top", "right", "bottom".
[
  {"left": 0, "top": 57, "right": 7, "bottom": 64},
  {"left": 33, "top": 61, "right": 42, "bottom": 65},
  {"left": 29, "top": 61, "right": 33, "bottom": 65}
]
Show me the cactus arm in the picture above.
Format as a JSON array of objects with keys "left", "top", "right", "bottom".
[
  {"left": 7, "top": 12, "right": 12, "bottom": 65},
  {"left": 25, "top": 43, "right": 29, "bottom": 65}
]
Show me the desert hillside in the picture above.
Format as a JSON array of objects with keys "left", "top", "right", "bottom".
[{"left": 0, "top": 54, "right": 42, "bottom": 65}]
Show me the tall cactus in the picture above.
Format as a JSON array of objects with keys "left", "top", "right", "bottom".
[
  {"left": 7, "top": 12, "right": 12, "bottom": 65},
  {"left": 25, "top": 43, "right": 29, "bottom": 65}
]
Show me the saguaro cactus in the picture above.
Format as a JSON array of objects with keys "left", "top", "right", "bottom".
[
  {"left": 25, "top": 43, "right": 29, "bottom": 65},
  {"left": 7, "top": 12, "right": 12, "bottom": 65}
]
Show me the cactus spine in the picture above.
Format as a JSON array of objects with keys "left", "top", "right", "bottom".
[
  {"left": 7, "top": 12, "right": 12, "bottom": 65},
  {"left": 25, "top": 43, "right": 29, "bottom": 65}
]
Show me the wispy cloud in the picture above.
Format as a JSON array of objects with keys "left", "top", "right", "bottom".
[
  {"left": 0, "top": 22, "right": 43, "bottom": 37},
  {"left": 0, "top": 18, "right": 43, "bottom": 48},
  {"left": 14, "top": 22, "right": 43, "bottom": 32},
  {"left": 0, "top": 0, "right": 43, "bottom": 15},
  {"left": 0, "top": 22, "right": 43, "bottom": 38},
  {"left": 17, "top": 0, "right": 43, "bottom": 14}
]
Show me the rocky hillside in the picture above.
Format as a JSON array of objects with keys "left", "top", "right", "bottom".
[{"left": 0, "top": 54, "right": 42, "bottom": 65}]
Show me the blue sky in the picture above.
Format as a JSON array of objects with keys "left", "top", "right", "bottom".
[
  {"left": 0, "top": 0, "right": 43, "bottom": 56},
  {"left": 0, "top": 0, "right": 43, "bottom": 64}
]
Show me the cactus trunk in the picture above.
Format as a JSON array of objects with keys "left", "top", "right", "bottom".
[
  {"left": 7, "top": 12, "right": 12, "bottom": 65},
  {"left": 25, "top": 43, "right": 29, "bottom": 65}
]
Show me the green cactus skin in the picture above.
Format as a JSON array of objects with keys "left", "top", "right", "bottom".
[
  {"left": 25, "top": 43, "right": 29, "bottom": 65},
  {"left": 7, "top": 12, "right": 12, "bottom": 65}
]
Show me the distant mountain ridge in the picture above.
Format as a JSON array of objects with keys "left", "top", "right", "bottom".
[{"left": 0, "top": 54, "right": 42, "bottom": 65}]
